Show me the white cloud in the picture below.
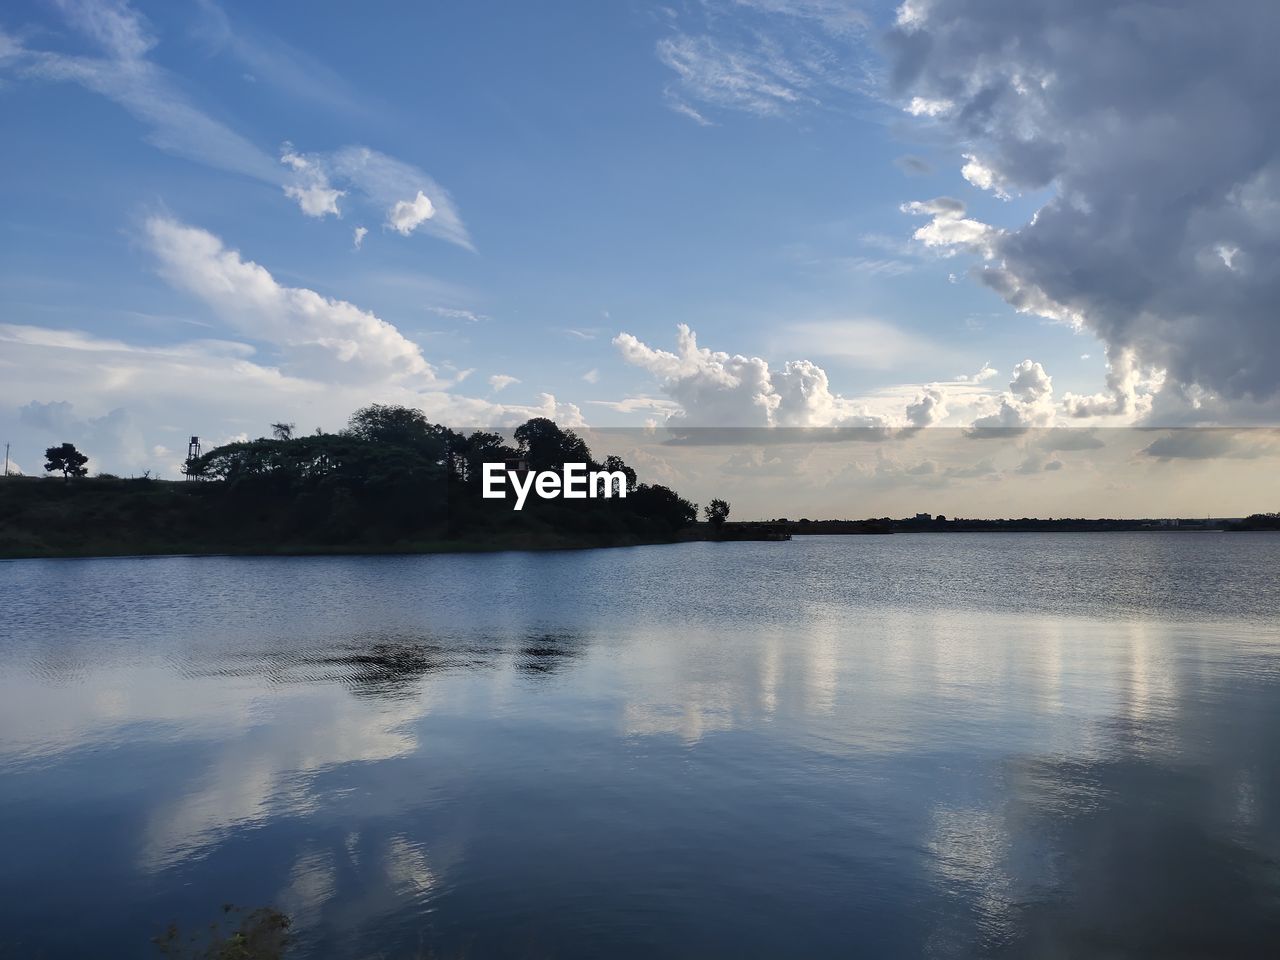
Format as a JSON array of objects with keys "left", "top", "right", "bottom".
[
  {"left": 488, "top": 374, "right": 519, "bottom": 392},
  {"left": 284, "top": 183, "right": 343, "bottom": 218},
  {"left": 954, "top": 362, "right": 997, "bottom": 384},
  {"left": 905, "top": 385, "right": 948, "bottom": 429},
  {"left": 615, "top": 324, "right": 949, "bottom": 434},
  {"left": 352, "top": 226, "right": 368, "bottom": 250},
  {"left": 1061, "top": 347, "right": 1163, "bottom": 421},
  {"left": 144, "top": 216, "right": 439, "bottom": 385},
  {"left": 386, "top": 190, "right": 435, "bottom": 236},
  {"left": 582, "top": 368, "right": 600, "bottom": 384},
  {"left": 426, "top": 306, "right": 486, "bottom": 324},
  {"left": 901, "top": 197, "right": 999, "bottom": 257},
  {"left": 968, "top": 360, "right": 1056, "bottom": 436},
  {"left": 273, "top": 145, "right": 471, "bottom": 249},
  {"left": 960, "top": 153, "right": 1008, "bottom": 199},
  {"left": 905, "top": 96, "right": 952, "bottom": 117},
  {"left": 654, "top": 1, "right": 870, "bottom": 122},
  {"left": 331, "top": 147, "right": 470, "bottom": 249},
  {"left": 2, "top": 1, "right": 279, "bottom": 184},
  {"left": 657, "top": 34, "right": 804, "bottom": 119},
  {"left": 0, "top": 321, "right": 588, "bottom": 475},
  {"left": 0, "top": 3, "right": 470, "bottom": 248},
  {"left": 280, "top": 145, "right": 343, "bottom": 217}
]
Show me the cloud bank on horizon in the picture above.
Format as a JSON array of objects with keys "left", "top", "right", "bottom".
[{"left": 1, "top": 0, "right": 1278, "bottom": 510}]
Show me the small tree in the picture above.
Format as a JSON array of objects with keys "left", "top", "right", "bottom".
[
  {"left": 270, "top": 422, "right": 296, "bottom": 441},
  {"left": 44, "top": 442, "right": 89, "bottom": 479},
  {"left": 705, "top": 498, "right": 730, "bottom": 529}
]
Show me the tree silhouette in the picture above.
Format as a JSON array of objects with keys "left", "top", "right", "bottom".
[
  {"left": 513, "top": 417, "right": 590, "bottom": 470},
  {"left": 705, "top": 498, "right": 730, "bottom": 529},
  {"left": 270, "top": 422, "right": 295, "bottom": 441},
  {"left": 603, "top": 455, "right": 638, "bottom": 493},
  {"left": 344, "top": 404, "right": 435, "bottom": 448},
  {"left": 44, "top": 442, "right": 89, "bottom": 479}
]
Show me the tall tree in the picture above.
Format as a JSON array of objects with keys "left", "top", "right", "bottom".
[
  {"left": 514, "top": 417, "right": 591, "bottom": 470},
  {"left": 271, "top": 422, "right": 296, "bottom": 441},
  {"left": 345, "top": 404, "right": 435, "bottom": 448},
  {"left": 705, "top": 498, "right": 730, "bottom": 529},
  {"left": 44, "top": 442, "right": 89, "bottom": 479}
]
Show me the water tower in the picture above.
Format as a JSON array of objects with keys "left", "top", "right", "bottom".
[{"left": 186, "top": 436, "right": 202, "bottom": 480}]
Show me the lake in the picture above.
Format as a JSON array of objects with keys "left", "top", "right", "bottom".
[{"left": 2, "top": 534, "right": 1280, "bottom": 958}]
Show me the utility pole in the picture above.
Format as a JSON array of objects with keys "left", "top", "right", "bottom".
[{"left": 3, "top": 442, "right": 8, "bottom": 478}]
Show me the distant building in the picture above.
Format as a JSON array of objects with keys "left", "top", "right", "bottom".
[{"left": 915, "top": 512, "right": 932, "bottom": 521}]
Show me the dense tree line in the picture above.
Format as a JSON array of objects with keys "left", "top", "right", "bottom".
[{"left": 181, "top": 406, "right": 698, "bottom": 547}]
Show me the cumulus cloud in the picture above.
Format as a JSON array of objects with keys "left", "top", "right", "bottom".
[
  {"left": 614, "top": 324, "right": 949, "bottom": 436},
  {"left": 905, "top": 385, "right": 947, "bottom": 429},
  {"left": 968, "top": 360, "right": 1056, "bottom": 437},
  {"left": 1061, "top": 347, "right": 1164, "bottom": 420},
  {"left": 280, "top": 145, "right": 344, "bottom": 217},
  {"left": 386, "top": 191, "right": 435, "bottom": 236},
  {"left": 488, "top": 374, "right": 519, "bottom": 392},
  {"left": 887, "top": 0, "right": 1280, "bottom": 401},
  {"left": 352, "top": 226, "right": 368, "bottom": 250},
  {"left": 901, "top": 196, "right": 999, "bottom": 257}
]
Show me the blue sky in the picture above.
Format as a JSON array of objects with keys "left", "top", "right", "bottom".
[{"left": 2, "top": 0, "right": 1278, "bottom": 494}]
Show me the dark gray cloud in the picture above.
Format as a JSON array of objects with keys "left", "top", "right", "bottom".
[
  {"left": 887, "top": 0, "right": 1280, "bottom": 400},
  {"left": 1037, "top": 428, "right": 1105, "bottom": 452},
  {"left": 894, "top": 154, "right": 934, "bottom": 176},
  {"left": 1140, "top": 428, "right": 1278, "bottom": 461}
]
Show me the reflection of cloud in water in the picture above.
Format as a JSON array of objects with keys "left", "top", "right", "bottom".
[
  {"left": 385, "top": 835, "right": 436, "bottom": 902},
  {"left": 139, "top": 692, "right": 427, "bottom": 872},
  {"left": 979, "top": 752, "right": 1280, "bottom": 956},
  {"left": 278, "top": 846, "right": 338, "bottom": 928}
]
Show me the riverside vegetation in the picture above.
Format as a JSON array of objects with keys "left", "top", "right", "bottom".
[{"left": 0, "top": 406, "right": 702, "bottom": 558}]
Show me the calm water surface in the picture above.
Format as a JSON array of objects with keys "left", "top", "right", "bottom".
[{"left": 2, "top": 534, "right": 1280, "bottom": 958}]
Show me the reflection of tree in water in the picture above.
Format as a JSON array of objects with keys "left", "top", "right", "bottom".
[
  {"left": 202, "top": 630, "right": 588, "bottom": 694},
  {"left": 975, "top": 725, "right": 1280, "bottom": 957},
  {"left": 315, "top": 639, "right": 455, "bottom": 700},
  {"left": 516, "top": 633, "right": 584, "bottom": 674},
  {"left": 202, "top": 634, "right": 491, "bottom": 699}
]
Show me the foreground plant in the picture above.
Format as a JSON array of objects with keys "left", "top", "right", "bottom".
[{"left": 153, "top": 905, "right": 291, "bottom": 959}]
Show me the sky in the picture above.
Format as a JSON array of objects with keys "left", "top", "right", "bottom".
[{"left": 1, "top": 0, "right": 1278, "bottom": 515}]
